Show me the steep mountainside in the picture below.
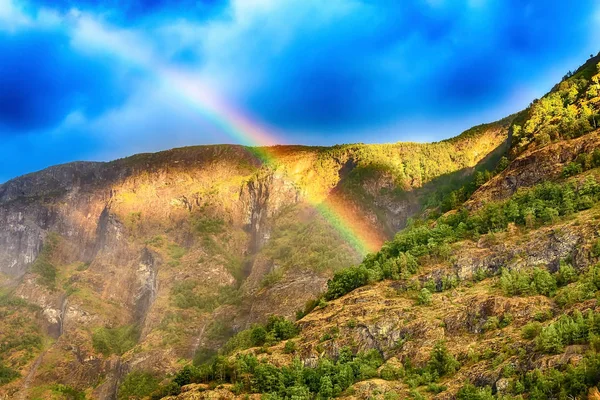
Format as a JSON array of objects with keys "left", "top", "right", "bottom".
[
  {"left": 0, "top": 125, "right": 508, "bottom": 399},
  {"left": 140, "top": 54, "right": 600, "bottom": 400}
]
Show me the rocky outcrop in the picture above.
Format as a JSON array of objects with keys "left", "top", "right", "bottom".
[{"left": 468, "top": 130, "right": 600, "bottom": 209}]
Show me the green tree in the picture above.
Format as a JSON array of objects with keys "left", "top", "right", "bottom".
[
  {"left": 318, "top": 376, "right": 333, "bottom": 399},
  {"left": 427, "top": 341, "right": 459, "bottom": 378}
]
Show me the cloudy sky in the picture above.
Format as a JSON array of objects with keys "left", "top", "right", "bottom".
[{"left": 1, "top": 0, "right": 599, "bottom": 182}]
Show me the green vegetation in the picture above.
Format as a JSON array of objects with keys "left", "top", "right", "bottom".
[
  {"left": 554, "top": 263, "right": 600, "bottom": 308},
  {"left": 0, "top": 291, "right": 43, "bottom": 381},
  {"left": 260, "top": 205, "right": 360, "bottom": 285},
  {"left": 314, "top": 115, "right": 508, "bottom": 201},
  {"left": 152, "top": 347, "right": 384, "bottom": 399},
  {"left": 167, "top": 243, "right": 186, "bottom": 263},
  {"left": 219, "top": 316, "right": 299, "bottom": 356},
  {"left": 562, "top": 149, "right": 600, "bottom": 177},
  {"left": 429, "top": 156, "right": 510, "bottom": 214},
  {"left": 193, "top": 215, "right": 226, "bottom": 235},
  {"left": 415, "top": 288, "right": 432, "bottom": 306},
  {"left": 400, "top": 342, "right": 459, "bottom": 391},
  {"left": 511, "top": 55, "right": 600, "bottom": 154},
  {"left": 456, "top": 259, "right": 600, "bottom": 398},
  {"left": 92, "top": 324, "right": 139, "bottom": 356},
  {"left": 161, "top": 338, "right": 460, "bottom": 399},
  {"left": 8, "top": 53, "right": 600, "bottom": 400},
  {"left": 456, "top": 384, "right": 494, "bottom": 400},
  {"left": 283, "top": 340, "right": 297, "bottom": 354},
  {"left": 499, "top": 267, "right": 557, "bottom": 297},
  {"left": 426, "top": 341, "right": 460, "bottom": 378},
  {"left": 31, "top": 232, "right": 60, "bottom": 289},
  {"left": 51, "top": 384, "right": 86, "bottom": 400},
  {"left": 118, "top": 371, "right": 159, "bottom": 400},
  {"left": 190, "top": 212, "right": 246, "bottom": 282},
  {"left": 459, "top": 352, "right": 600, "bottom": 400},
  {"left": 0, "top": 362, "right": 19, "bottom": 385},
  {"left": 534, "top": 310, "right": 600, "bottom": 354},
  {"left": 171, "top": 281, "right": 240, "bottom": 311},
  {"left": 326, "top": 176, "right": 600, "bottom": 300}
]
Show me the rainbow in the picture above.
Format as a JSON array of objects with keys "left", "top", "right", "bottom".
[
  {"left": 164, "top": 68, "right": 383, "bottom": 256},
  {"left": 81, "top": 19, "right": 383, "bottom": 255}
]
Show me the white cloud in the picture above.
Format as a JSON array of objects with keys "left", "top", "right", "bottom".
[
  {"left": 69, "top": 13, "right": 155, "bottom": 65},
  {"left": 0, "top": 0, "right": 32, "bottom": 31},
  {"left": 0, "top": 0, "right": 66, "bottom": 31}
]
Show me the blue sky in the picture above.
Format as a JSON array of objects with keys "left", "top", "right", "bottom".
[{"left": 0, "top": 0, "right": 599, "bottom": 182}]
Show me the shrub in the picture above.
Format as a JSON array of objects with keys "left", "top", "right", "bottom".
[
  {"left": 318, "top": 176, "right": 600, "bottom": 301},
  {"left": 456, "top": 384, "right": 495, "bottom": 400},
  {"left": 522, "top": 322, "right": 543, "bottom": 339},
  {"left": 92, "top": 325, "right": 139, "bottom": 356},
  {"left": 531, "top": 267, "right": 557, "bottom": 296},
  {"left": 556, "top": 262, "right": 578, "bottom": 286},
  {"left": 325, "top": 266, "right": 370, "bottom": 300},
  {"left": 167, "top": 243, "right": 186, "bottom": 261},
  {"left": 194, "top": 216, "right": 225, "bottom": 235},
  {"left": 416, "top": 288, "right": 432, "bottom": 306},
  {"left": 266, "top": 316, "right": 299, "bottom": 341},
  {"left": 222, "top": 316, "right": 298, "bottom": 355},
  {"left": 166, "top": 346, "right": 386, "bottom": 398},
  {"left": 562, "top": 162, "right": 583, "bottom": 177},
  {"left": 384, "top": 391, "right": 400, "bottom": 400},
  {"left": 118, "top": 371, "right": 159, "bottom": 400},
  {"left": 380, "top": 364, "right": 403, "bottom": 381},
  {"left": 535, "top": 310, "right": 600, "bottom": 354},
  {"left": 0, "top": 363, "right": 19, "bottom": 385},
  {"left": 499, "top": 268, "right": 533, "bottom": 296},
  {"left": 426, "top": 383, "right": 447, "bottom": 393},
  {"left": 427, "top": 342, "right": 459, "bottom": 378},
  {"left": 554, "top": 283, "right": 595, "bottom": 308},
  {"left": 193, "top": 348, "right": 217, "bottom": 366},
  {"left": 52, "top": 385, "right": 85, "bottom": 400},
  {"left": 473, "top": 268, "right": 490, "bottom": 282},
  {"left": 150, "top": 382, "right": 181, "bottom": 400},
  {"left": 283, "top": 340, "right": 297, "bottom": 354},
  {"left": 499, "top": 267, "right": 556, "bottom": 297},
  {"left": 592, "top": 239, "right": 600, "bottom": 258},
  {"left": 514, "top": 353, "right": 600, "bottom": 399},
  {"left": 533, "top": 310, "right": 553, "bottom": 322},
  {"left": 482, "top": 317, "right": 500, "bottom": 332}
]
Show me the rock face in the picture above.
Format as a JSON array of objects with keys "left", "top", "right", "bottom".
[
  {"left": 0, "top": 132, "right": 507, "bottom": 399},
  {"left": 468, "top": 133, "right": 600, "bottom": 209}
]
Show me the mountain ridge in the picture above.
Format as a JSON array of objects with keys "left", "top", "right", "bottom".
[{"left": 0, "top": 115, "right": 509, "bottom": 399}]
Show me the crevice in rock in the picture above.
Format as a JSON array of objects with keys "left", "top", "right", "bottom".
[{"left": 134, "top": 248, "right": 159, "bottom": 327}]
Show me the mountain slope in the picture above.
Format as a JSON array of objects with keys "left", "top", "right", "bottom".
[
  {"left": 0, "top": 124, "right": 508, "bottom": 399},
  {"left": 136, "top": 55, "right": 600, "bottom": 400}
]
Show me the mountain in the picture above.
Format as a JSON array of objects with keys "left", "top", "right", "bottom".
[
  {"left": 0, "top": 53, "right": 598, "bottom": 400},
  {"left": 146, "top": 54, "right": 600, "bottom": 400},
  {"left": 0, "top": 122, "right": 508, "bottom": 398}
]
